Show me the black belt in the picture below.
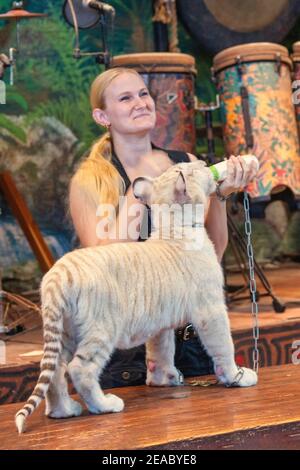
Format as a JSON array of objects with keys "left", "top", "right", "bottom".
[{"left": 175, "top": 323, "right": 198, "bottom": 341}]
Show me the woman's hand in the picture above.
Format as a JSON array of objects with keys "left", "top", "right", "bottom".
[{"left": 217, "top": 155, "right": 258, "bottom": 198}]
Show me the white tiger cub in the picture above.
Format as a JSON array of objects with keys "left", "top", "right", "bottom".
[{"left": 15, "top": 160, "right": 257, "bottom": 433}]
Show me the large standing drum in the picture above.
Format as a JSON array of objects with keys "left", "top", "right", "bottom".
[
  {"left": 213, "top": 42, "right": 300, "bottom": 201},
  {"left": 291, "top": 41, "right": 300, "bottom": 139},
  {"left": 177, "top": 0, "right": 300, "bottom": 55},
  {"left": 111, "top": 53, "right": 197, "bottom": 153}
]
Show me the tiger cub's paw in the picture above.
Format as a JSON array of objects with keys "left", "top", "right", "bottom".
[{"left": 146, "top": 362, "right": 184, "bottom": 387}]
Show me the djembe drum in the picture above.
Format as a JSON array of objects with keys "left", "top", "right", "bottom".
[
  {"left": 212, "top": 42, "right": 300, "bottom": 201},
  {"left": 111, "top": 53, "right": 197, "bottom": 153}
]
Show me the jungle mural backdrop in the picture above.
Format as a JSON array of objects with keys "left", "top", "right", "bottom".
[{"left": 0, "top": 0, "right": 300, "bottom": 292}]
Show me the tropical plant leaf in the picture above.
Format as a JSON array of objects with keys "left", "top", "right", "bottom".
[
  {"left": 0, "top": 114, "right": 27, "bottom": 143},
  {"left": 5, "top": 90, "right": 29, "bottom": 112}
]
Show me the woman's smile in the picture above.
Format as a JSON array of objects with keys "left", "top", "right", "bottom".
[{"left": 133, "top": 112, "right": 152, "bottom": 119}]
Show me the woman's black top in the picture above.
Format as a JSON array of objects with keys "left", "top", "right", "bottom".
[
  {"left": 111, "top": 147, "right": 190, "bottom": 193},
  {"left": 111, "top": 147, "right": 191, "bottom": 239}
]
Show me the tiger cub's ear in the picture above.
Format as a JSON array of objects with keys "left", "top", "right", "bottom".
[
  {"left": 133, "top": 177, "right": 154, "bottom": 205},
  {"left": 174, "top": 171, "right": 191, "bottom": 204}
]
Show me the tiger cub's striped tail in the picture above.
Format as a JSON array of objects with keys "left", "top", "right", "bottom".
[{"left": 15, "top": 307, "right": 63, "bottom": 434}]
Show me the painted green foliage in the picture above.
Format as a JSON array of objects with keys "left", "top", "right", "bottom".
[
  {"left": 0, "top": 0, "right": 156, "bottom": 151},
  {"left": 1, "top": 1, "right": 300, "bottom": 157},
  {"left": 0, "top": 0, "right": 224, "bottom": 156}
]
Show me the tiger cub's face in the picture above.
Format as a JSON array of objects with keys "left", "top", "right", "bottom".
[{"left": 133, "top": 160, "right": 216, "bottom": 209}]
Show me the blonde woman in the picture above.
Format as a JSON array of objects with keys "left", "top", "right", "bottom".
[{"left": 69, "top": 67, "right": 258, "bottom": 386}]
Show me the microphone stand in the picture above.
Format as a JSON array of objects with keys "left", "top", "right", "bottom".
[
  {"left": 95, "top": 10, "right": 110, "bottom": 68},
  {"left": 73, "top": 11, "right": 110, "bottom": 68},
  {"left": 65, "top": 1, "right": 111, "bottom": 68}
]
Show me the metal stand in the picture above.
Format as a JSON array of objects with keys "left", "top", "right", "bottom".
[
  {"left": 62, "top": 0, "right": 113, "bottom": 68},
  {"left": 72, "top": 11, "right": 111, "bottom": 68},
  {"left": 195, "top": 98, "right": 286, "bottom": 313},
  {"left": 226, "top": 214, "right": 285, "bottom": 312}
]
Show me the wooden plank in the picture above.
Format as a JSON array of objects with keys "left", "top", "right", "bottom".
[
  {"left": 0, "top": 171, "right": 54, "bottom": 273},
  {"left": 148, "top": 422, "right": 300, "bottom": 450},
  {"left": 0, "top": 364, "right": 300, "bottom": 450}
]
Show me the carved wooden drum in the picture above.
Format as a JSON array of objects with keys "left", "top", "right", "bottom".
[
  {"left": 213, "top": 42, "right": 300, "bottom": 201},
  {"left": 111, "top": 53, "right": 197, "bottom": 153}
]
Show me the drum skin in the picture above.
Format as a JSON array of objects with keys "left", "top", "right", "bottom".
[
  {"left": 111, "top": 53, "right": 197, "bottom": 153},
  {"left": 213, "top": 43, "right": 300, "bottom": 200}
]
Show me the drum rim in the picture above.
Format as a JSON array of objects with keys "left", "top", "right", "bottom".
[
  {"left": 213, "top": 42, "right": 292, "bottom": 72},
  {"left": 111, "top": 52, "right": 195, "bottom": 62},
  {"left": 111, "top": 52, "right": 197, "bottom": 74}
]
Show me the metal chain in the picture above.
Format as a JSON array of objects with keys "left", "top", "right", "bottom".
[{"left": 243, "top": 191, "right": 259, "bottom": 374}]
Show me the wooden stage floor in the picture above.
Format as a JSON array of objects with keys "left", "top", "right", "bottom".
[
  {"left": 0, "top": 264, "right": 300, "bottom": 449},
  {"left": 1, "top": 364, "right": 300, "bottom": 450}
]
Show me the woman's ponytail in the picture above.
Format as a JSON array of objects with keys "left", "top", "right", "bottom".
[{"left": 70, "top": 132, "right": 125, "bottom": 210}]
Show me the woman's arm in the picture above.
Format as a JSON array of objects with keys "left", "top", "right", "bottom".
[{"left": 204, "top": 197, "right": 228, "bottom": 261}]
